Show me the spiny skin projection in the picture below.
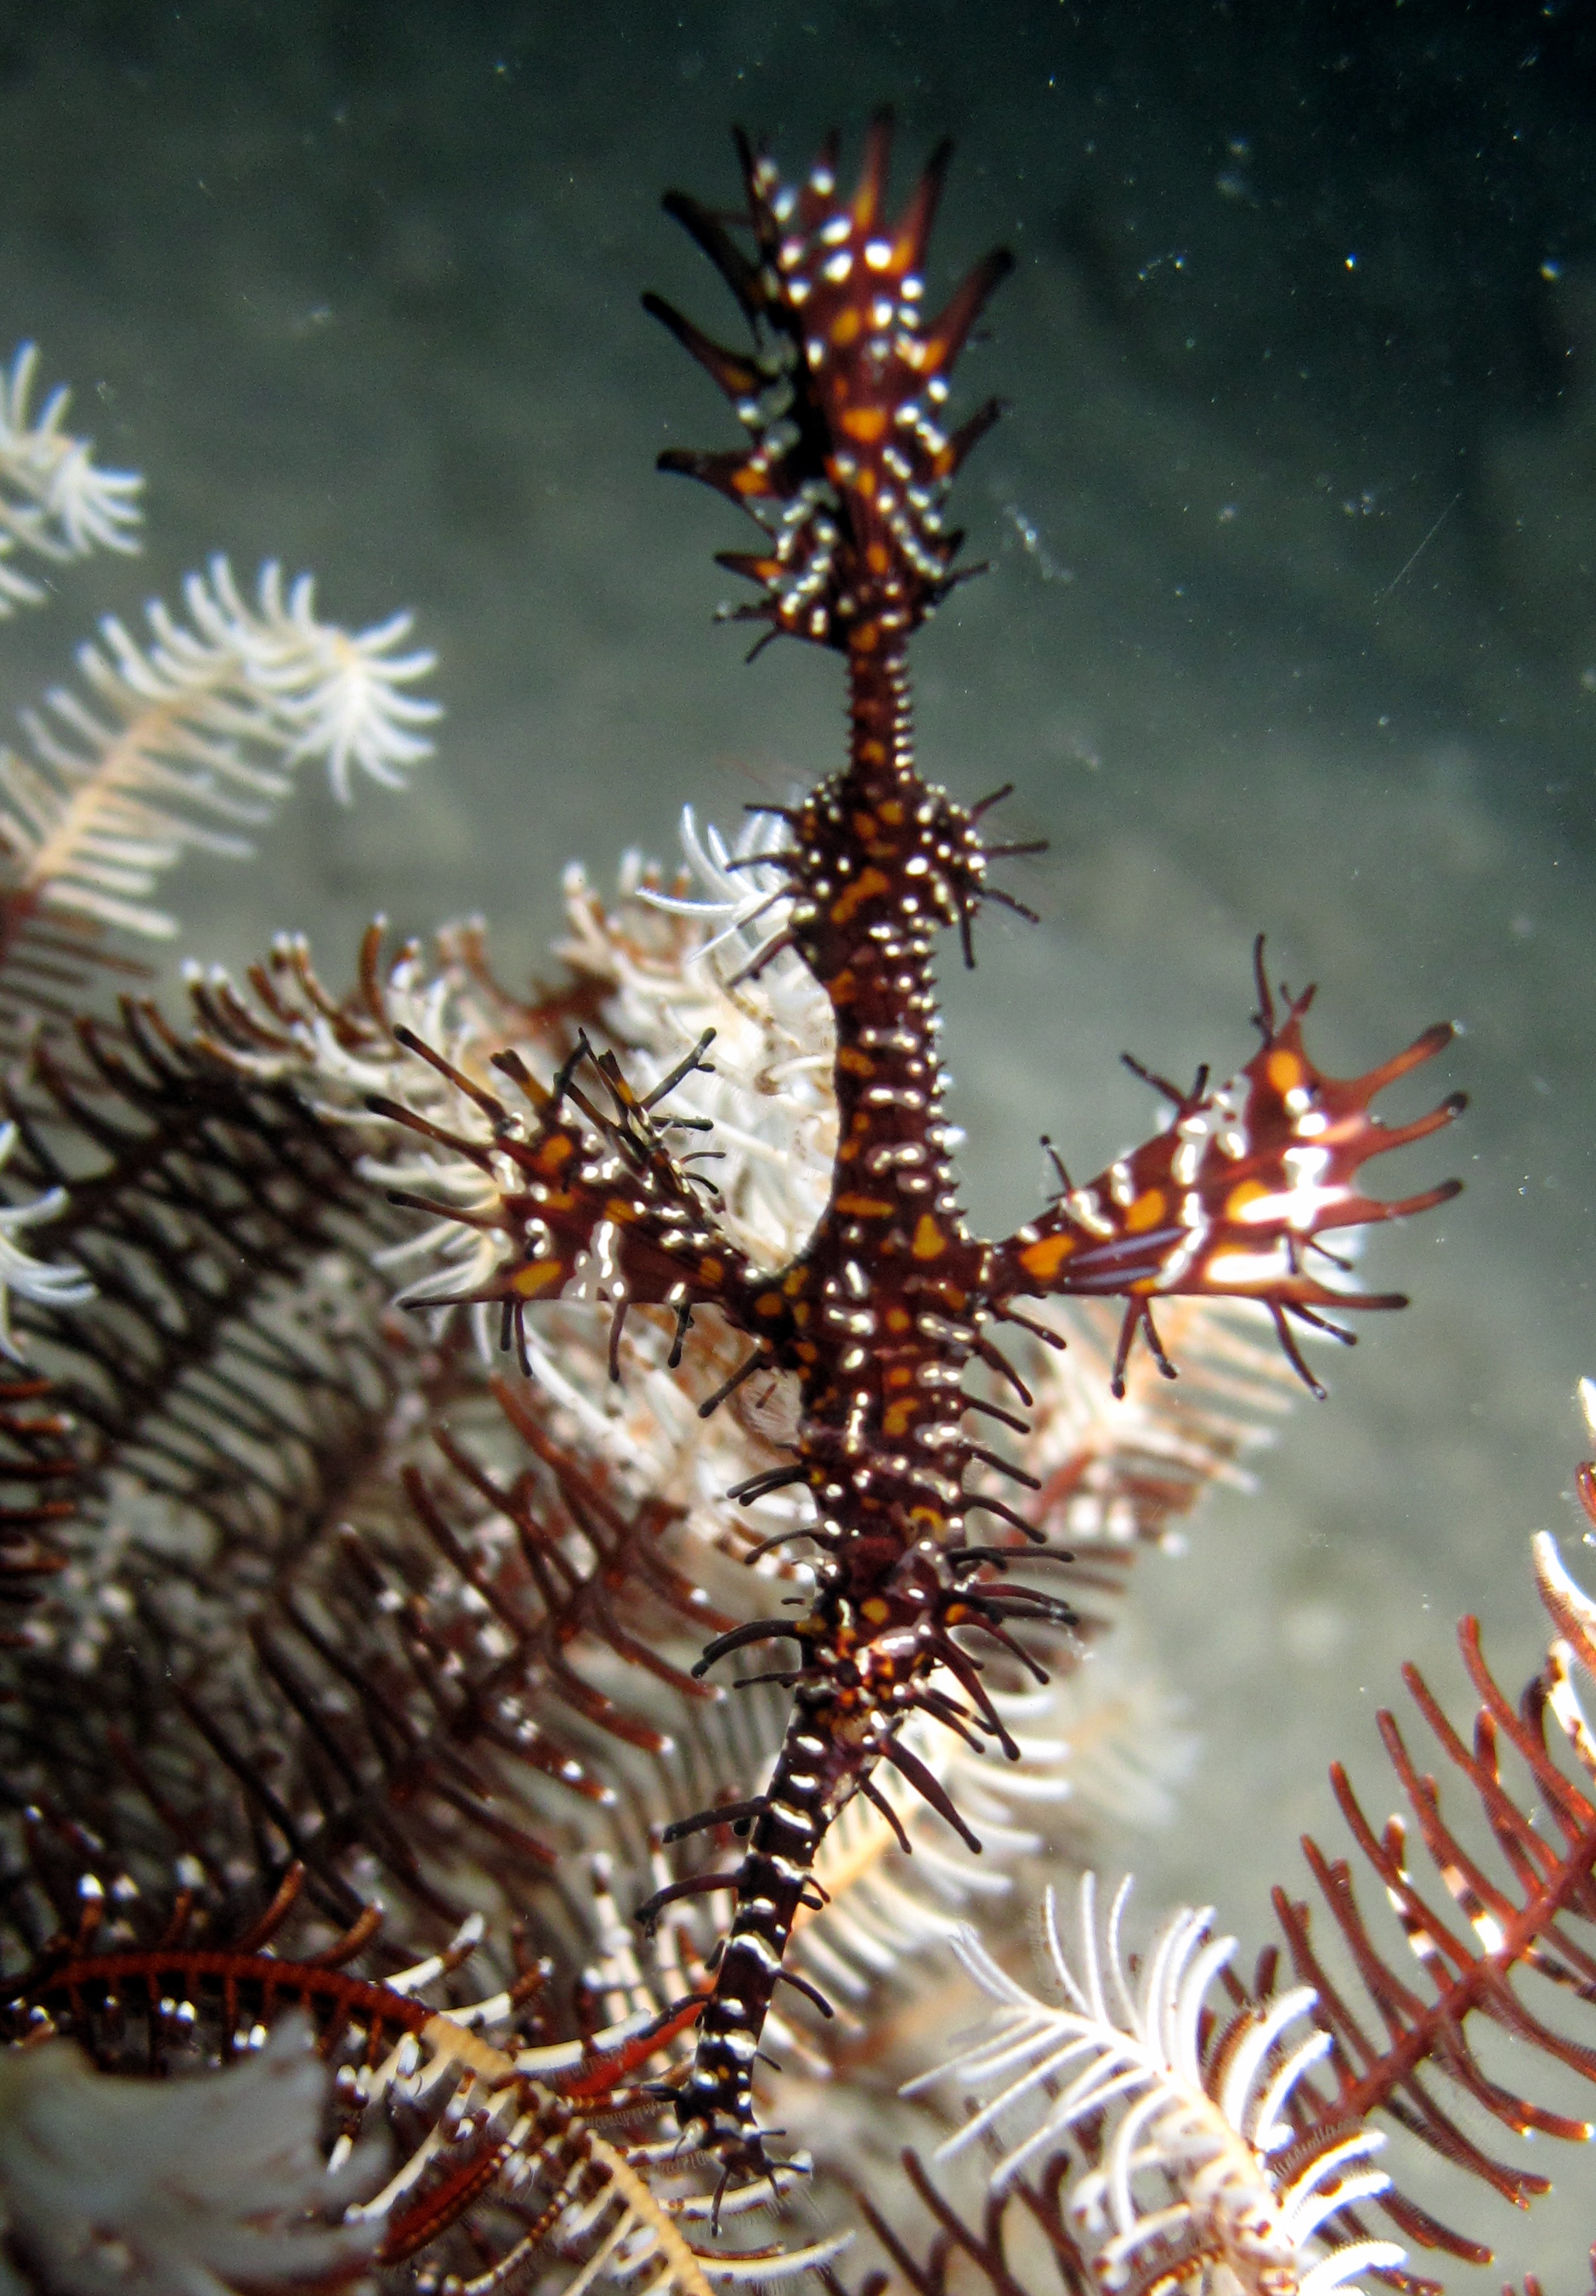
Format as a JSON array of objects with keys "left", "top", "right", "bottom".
[{"left": 384, "top": 115, "right": 1463, "bottom": 2176}]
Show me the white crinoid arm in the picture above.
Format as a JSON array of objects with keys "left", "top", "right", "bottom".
[
  {"left": 0, "top": 1119, "right": 93, "bottom": 1357},
  {"left": 559, "top": 806, "right": 836, "bottom": 1270},
  {"left": 0, "top": 557, "right": 439, "bottom": 938},
  {"left": 0, "top": 343, "right": 143, "bottom": 613},
  {"left": 904, "top": 1873, "right": 1405, "bottom": 2296},
  {"left": 178, "top": 559, "right": 441, "bottom": 805},
  {"left": 633, "top": 803, "right": 794, "bottom": 953}
]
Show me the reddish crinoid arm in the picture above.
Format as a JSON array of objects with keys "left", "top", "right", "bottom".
[
  {"left": 6, "top": 1866, "right": 710, "bottom": 2276},
  {"left": 370, "top": 1025, "right": 766, "bottom": 1375},
  {"left": 988, "top": 942, "right": 1464, "bottom": 1396},
  {"left": 1228, "top": 1501, "right": 1596, "bottom": 2271},
  {"left": 647, "top": 106, "right": 1014, "bottom": 649}
]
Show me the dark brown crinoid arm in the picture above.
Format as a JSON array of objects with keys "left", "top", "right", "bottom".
[
  {"left": 0, "top": 953, "right": 758, "bottom": 1947},
  {"left": 0, "top": 1366, "right": 78, "bottom": 1638}
]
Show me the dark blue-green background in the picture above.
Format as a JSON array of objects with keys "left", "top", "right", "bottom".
[{"left": 5, "top": 4, "right": 1594, "bottom": 2275}]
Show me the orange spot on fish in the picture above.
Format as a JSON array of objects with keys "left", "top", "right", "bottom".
[
  {"left": 830, "top": 866, "right": 891, "bottom": 926},
  {"left": 1225, "top": 1179, "right": 1272, "bottom": 1221},
  {"left": 911, "top": 1214, "right": 946, "bottom": 1260},
  {"left": 512, "top": 1258, "right": 564, "bottom": 1298},
  {"left": 1019, "top": 1232, "right": 1076, "bottom": 1281}
]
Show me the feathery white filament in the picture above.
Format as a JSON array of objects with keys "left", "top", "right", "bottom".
[
  {"left": 910, "top": 1874, "right": 1404, "bottom": 2294},
  {"left": 0, "top": 343, "right": 142, "bottom": 614},
  {"left": 0, "top": 557, "right": 438, "bottom": 936},
  {"left": 637, "top": 805, "right": 797, "bottom": 963}
]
